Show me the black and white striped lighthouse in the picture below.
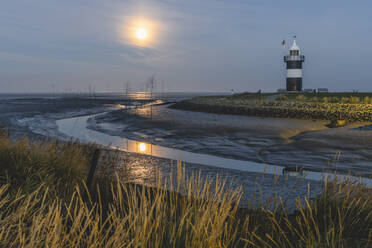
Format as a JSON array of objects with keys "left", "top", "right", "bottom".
[{"left": 284, "top": 38, "right": 305, "bottom": 91}]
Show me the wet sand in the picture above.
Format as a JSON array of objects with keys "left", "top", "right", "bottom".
[
  {"left": 263, "top": 122, "right": 372, "bottom": 175},
  {"left": 89, "top": 104, "right": 372, "bottom": 176},
  {"left": 0, "top": 96, "right": 127, "bottom": 140}
]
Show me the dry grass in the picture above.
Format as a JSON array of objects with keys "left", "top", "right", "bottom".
[
  {"left": 0, "top": 129, "right": 93, "bottom": 198},
  {"left": 1, "top": 133, "right": 372, "bottom": 247},
  {"left": 0, "top": 163, "right": 243, "bottom": 247}
]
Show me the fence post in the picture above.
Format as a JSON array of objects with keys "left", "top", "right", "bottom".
[{"left": 86, "top": 148, "right": 100, "bottom": 191}]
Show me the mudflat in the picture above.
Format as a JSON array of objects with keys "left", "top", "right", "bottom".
[{"left": 88, "top": 104, "right": 372, "bottom": 176}]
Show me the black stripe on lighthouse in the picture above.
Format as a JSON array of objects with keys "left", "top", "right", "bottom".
[
  {"left": 286, "top": 61, "right": 302, "bottom": 69},
  {"left": 286, "top": 78, "right": 302, "bottom": 91},
  {"left": 286, "top": 61, "right": 303, "bottom": 91},
  {"left": 286, "top": 65, "right": 302, "bottom": 91}
]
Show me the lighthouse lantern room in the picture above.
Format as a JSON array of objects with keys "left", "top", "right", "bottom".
[{"left": 284, "top": 38, "right": 305, "bottom": 91}]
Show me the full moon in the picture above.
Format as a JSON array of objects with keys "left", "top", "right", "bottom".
[
  {"left": 136, "top": 28, "right": 147, "bottom": 40},
  {"left": 121, "top": 17, "right": 159, "bottom": 46}
]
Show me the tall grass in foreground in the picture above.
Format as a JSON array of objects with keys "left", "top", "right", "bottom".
[
  {"left": 1, "top": 133, "right": 372, "bottom": 247},
  {"left": 0, "top": 129, "right": 93, "bottom": 198}
]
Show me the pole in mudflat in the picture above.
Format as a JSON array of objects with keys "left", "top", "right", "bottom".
[{"left": 284, "top": 37, "right": 305, "bottom": 91}]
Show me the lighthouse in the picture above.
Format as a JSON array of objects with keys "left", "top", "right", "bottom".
[{"left": 284, "top": 38, "right": 305, "bottom": 91}]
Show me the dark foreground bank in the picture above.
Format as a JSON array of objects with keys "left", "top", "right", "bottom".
[{"left": 1, "top": 131, "right": 372, "bottom": 247}]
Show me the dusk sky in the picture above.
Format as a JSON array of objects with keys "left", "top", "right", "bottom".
[{"left": 1, "top": 0, "right": 371, "bottom": 93}]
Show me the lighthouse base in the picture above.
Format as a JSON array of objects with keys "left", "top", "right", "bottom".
[{"left": 286, "top": 78, "right": 302, "bottom": 91}]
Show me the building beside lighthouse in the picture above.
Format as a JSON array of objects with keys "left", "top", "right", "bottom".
[{"left": 284, "top": 38, "right": 305, "bottom": 91}]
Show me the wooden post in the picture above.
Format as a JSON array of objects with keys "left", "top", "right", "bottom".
[{"left": 86, "top": 148, "right": 100, "bottom": 191}]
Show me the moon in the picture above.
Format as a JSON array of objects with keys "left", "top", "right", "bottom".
[
  {"left": 120, "top": 17, "right": 159, "bottom": 47},
  {"left": 136, "top": 28, "right": 148, "bottom": 40}
]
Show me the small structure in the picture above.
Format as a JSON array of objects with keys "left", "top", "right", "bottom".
[
  {"left": 318, "top": 88, "right": 329, "bottom": 93},
  {"left": 303, "top": 89, "right": 313, "bottom": 93},
  {"left": 284, "top": 37, "right": 305, "bottom": 91}
]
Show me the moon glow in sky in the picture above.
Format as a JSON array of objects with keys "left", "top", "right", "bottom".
[
  {"left": 123, "top": 17, "right": 158, "bottom": 47},
  {"left": 136, "top": 28, "right": 148, "bottom": 40}
]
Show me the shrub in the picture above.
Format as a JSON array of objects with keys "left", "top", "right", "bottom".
[
  {"left": 351, "top": 97, "right": 361, "bottom": 104},
  {"left": 296, "top": 95, "right": 307, "bottom": 102},
  {"left": 277, "top": 95, "right": 288, "bottom": 101},
  {"left": 341, "top": 97, "right": 350, "bottom": 103},
  {"left": 328, "top": 97, "right": 340, "bottom": 103}
]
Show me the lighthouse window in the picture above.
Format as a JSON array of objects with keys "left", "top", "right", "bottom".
[{"left": 290, "top": 50, "right": 299, "bottom": 56}]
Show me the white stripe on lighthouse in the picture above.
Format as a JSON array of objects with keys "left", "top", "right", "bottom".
[{"left": 286, "top": 69, "right": 302, "bottom": 78}]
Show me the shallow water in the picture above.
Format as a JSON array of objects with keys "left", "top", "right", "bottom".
[{"left": 57, "top": 113, "right": 372, "bottom": 187}]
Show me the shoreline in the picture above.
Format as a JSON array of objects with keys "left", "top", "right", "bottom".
[{"left": 170, "top": 94, "right": 372, "bottom": 125}]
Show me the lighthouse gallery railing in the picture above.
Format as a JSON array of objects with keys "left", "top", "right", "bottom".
[{"left": 284, "top": 55, "right": 305, "bottom": 62}]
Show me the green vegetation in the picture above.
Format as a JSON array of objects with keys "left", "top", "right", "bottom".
[
  {"left": 1, "top": 132, "right": 372, "bottom": 247},
  {"left": 171, "top": 92, "right": 372, "bottom": 124}
]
